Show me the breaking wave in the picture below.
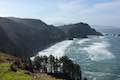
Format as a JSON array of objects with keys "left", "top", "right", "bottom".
[
  {"left": 37, "top": 40, "right": 73, "bottom": 58},
  {"left": 77, "top": 38, "right": 91, "bottom": 44},
  {"left": 83, "top": 41, "right": 115, "bottom": 61}
]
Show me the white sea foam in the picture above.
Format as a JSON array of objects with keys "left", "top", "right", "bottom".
[
  {"left": 32, "top": 39, "right": 90, "bottom": 60},
  {"left": 77, "top": 38, "right": 90, "bottom": 44},
  {"left": 32, "top": 37, "right": 115, "bottom": 62},
  {"left": 83, "top": 41, "right": 115, "bottom": 61},
  {"left": 35, "top": 40, "right": 73, "bottom": 58}
]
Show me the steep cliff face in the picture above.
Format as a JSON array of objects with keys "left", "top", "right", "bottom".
[
  {"left": 0, "top": 17, "right": 66, "bottom": 57},
  {"left": 59, "top": 22, "right": 103, "bottom": 39},
  {"left": 0, "top": 17, "right": 102, "bottom": 57}
]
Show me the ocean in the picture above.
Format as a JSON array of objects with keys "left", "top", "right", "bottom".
[{"left": 36, "top": 36, "right": 120, "bottom": 80}]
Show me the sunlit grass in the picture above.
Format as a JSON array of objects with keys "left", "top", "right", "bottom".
[
  {"left": 0, "top": 63, "right": 32, "bottom": 80},
  {"left": 0, "top": 52, "right": 60, "bottom": 80}
]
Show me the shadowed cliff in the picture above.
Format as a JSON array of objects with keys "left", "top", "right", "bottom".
[{"left": 0, "top": 17, "right": 102, "bottom": 57}]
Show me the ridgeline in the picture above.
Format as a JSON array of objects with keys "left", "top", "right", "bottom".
[{"left": 0, "top": 17, "right": 102, "bottom": 57}]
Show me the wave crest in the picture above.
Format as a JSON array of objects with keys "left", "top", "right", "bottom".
[{"left": 83, "top": 41, "right": 115, "bottom": 61}]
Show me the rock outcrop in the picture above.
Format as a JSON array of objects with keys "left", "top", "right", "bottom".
[{"left": 59, "top": 22, "right": 103, "bottom": 39}]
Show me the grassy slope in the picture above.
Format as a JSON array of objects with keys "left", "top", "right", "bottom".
[
  {"left": 0, "top": 52, "right": 17, "bottom": 63},
  {"left": 0, "top": 63, "right": 32, "bottom": 80},
  {"left": 0, "top": 52, "right": 32, "bottom": 80},
  {"left": 0, "top": 52, "right": 61, "bottom": 80}
]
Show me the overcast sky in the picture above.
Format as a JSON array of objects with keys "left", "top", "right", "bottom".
[{"left": 0, "top": 0, "right": 120, "bottom": 27}]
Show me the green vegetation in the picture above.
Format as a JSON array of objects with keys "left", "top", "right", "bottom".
[
  {"left": 0, "top": 63, "right": 32, "bottom": 80},
  {"left": 0, "top": 52, "right": 61, "bottom": 80},
  {"left": 0, "top": 52, "right": 17, "bottom": 63},
  {"left": 0, "top": 52, "right": 87, "bottom": 80},
  {"left": 30, "top": 55, "right": 82, "bottom": 80},
  {"left": 60, "top": 56, "right": 81, "bottom": 80}
]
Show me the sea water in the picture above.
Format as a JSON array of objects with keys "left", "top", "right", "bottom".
[{"left": 37, "top": 36, "right": 120, "bottom": 80}]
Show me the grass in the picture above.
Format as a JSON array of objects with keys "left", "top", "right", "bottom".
[
  {"left": 0, "top": 63, "right": 61, "bottom": 80},
  {"left": 0, "top": 52, "right": 17, "bottom": 63},
  {"left": 0, "top": 52, "right": 61, "bottom": 80},
  {"left": 0, "top": 63, "right": 32, "bottom": 80}
]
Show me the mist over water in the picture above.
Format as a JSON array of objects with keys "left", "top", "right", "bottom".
[{"left": 36, "top": 36, "right": 120, "bottom": 80}]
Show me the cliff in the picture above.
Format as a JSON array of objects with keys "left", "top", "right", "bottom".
[
  {"left": 59, "top": 22, "right": 103, "bottom": 39},
  {"left": 0, "top": 17, "right": 65, "bottom": 57},
  {"left": 0, "top": 17, "right": 102, "bottom": 57}
]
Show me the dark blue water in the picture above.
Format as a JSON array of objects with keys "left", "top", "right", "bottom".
[
  {"left": 65, "top": 36, "right": 120, "bottom": 80},
  {"left": 37, "top": 36, "right": 120, "bottom": 80}
]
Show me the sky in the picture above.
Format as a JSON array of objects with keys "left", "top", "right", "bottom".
[{"left": 0, "top": 0, "right": 120, "bottom": 27}]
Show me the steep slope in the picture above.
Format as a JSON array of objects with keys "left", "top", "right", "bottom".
[
  {"left": 59, "top": 22, "right": 102, "bottom": 38},
  {"left": 0, "top": 17, "right": 102, "bottom": 57},
  {"left": 8, "top": 17, "right": 66, "bottom": 42},
  {"left": 0, "top": 17, "right": 66, "bottom": 57},
  {"left": 0, "top": 52, "right": 18, "bottom": 63}
]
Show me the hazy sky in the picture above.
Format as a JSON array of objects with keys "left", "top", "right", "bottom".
[{"left": 0, "top": 0, "right": 120, "bottom": 27}]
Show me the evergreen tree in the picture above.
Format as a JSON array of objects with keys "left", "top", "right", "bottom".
[
  {"left": 49, "top": 55, "right": 55, "bottom": 73},
  {"left": 43, "top": 56, "right": 48, "bottom": 72},
  {"left": 33, "top": 56, "right": 43, "bottom": 72}
]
